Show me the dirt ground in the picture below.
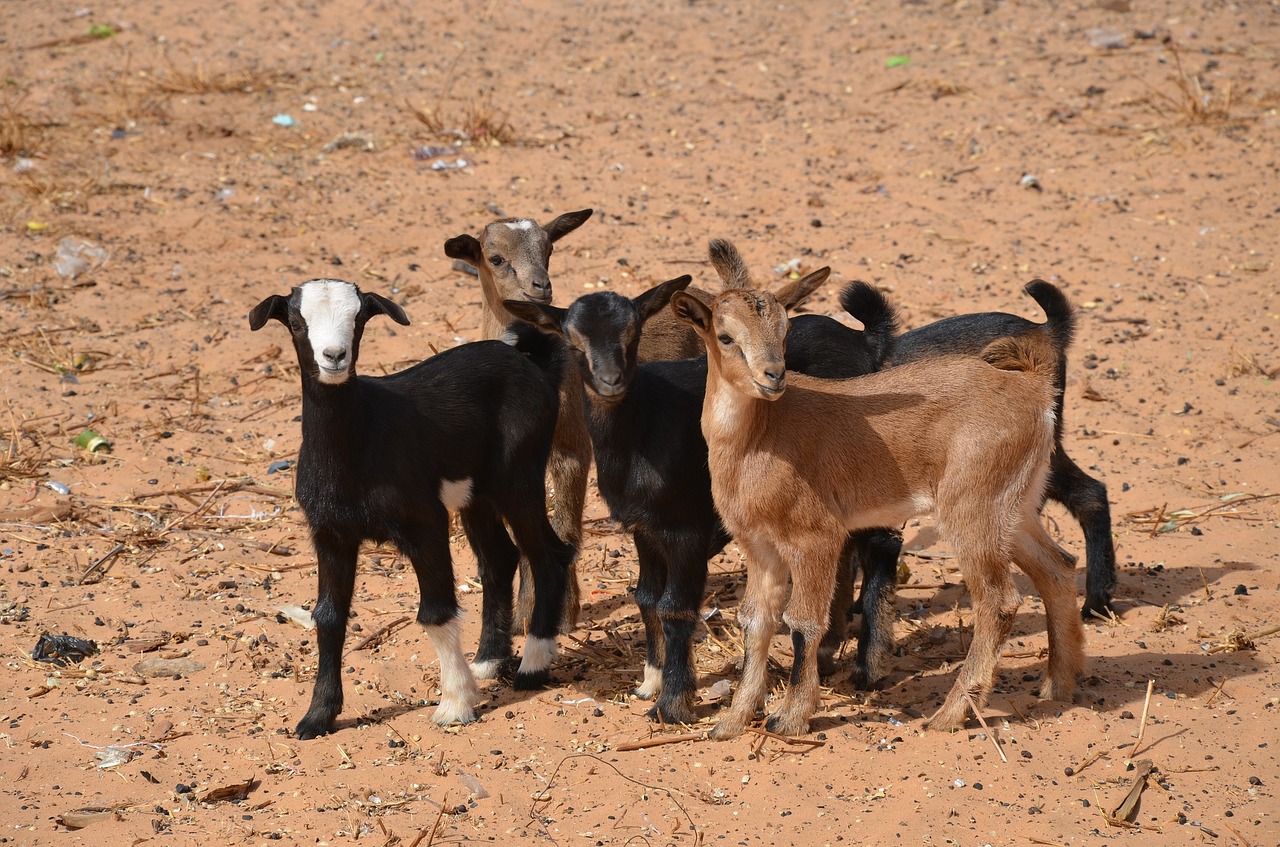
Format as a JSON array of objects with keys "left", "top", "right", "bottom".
[{"left": 2, "top": 0, "right": 1278, "bottom": 844}]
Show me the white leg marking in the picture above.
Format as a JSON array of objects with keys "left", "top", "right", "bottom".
[
  {"left": 635, "top": 662, "right": 662, "bottom": 699},
  {"left": 518, "top": 636, "right": 558, "bottom": 675},
  {"left": 469, "top": 658, "right": 504, "bottom": 680},
  {"left": 425, "top": 619, "right": 480, "bottom": 725},
  {"left": 439, "top": 478, "right": 474, "bottom": 512}
]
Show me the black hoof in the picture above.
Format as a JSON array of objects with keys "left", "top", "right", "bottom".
[
  {"left": 1081, "top": 597, "right": 1115, "bottom": 621},
  {"left": 848, "top": 666, "right": 883, "bottom": 692},
  {"left": 645, "top": 700, "right": 697, "bottom": 726},
  {"left": 295, "top": 714, "right": 335, "bottom": 740},
  {"left": 513, "top": 669, "right": 552, "bottom": 690}
]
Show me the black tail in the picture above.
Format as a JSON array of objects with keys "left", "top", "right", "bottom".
[
  {"left": 1024, "top": 280, "right": 1075, "bottom": 352},
  {"left": 839, "top": 281, "right": 900, "bottom": 369},
  {"left": 509, "top": 322, "right": 568, "bottom": 388}
]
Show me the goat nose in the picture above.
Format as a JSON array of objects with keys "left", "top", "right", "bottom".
[
  {"left": 322, "top": 346, "right": 347, "bottom": 365},
  {"left": 763, "top": 365, "right": 785, "bottom": 387},
  {"left": 530, "top": 277, "right": 552, "bottom": 298},
  {"left": 598, "top": 371, "right": 622, "bottom": 388}
]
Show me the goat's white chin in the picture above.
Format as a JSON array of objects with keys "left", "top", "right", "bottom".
[
  {"left": 317, "top": 366, "right": 349, "bottom": 385},
  {"left": 753, "top": 381, "right": 785, "bottom": 400}
]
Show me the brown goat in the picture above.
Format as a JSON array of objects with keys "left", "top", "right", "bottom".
[
  {"left": 444, "top": 211, "right": 593, "bottom": 645},
  {"left": 671, "top": 239, "right": 1085, "bottom": 739}
]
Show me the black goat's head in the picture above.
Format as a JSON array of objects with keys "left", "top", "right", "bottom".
[
  {"left": 505, "top": 275, "right": 691, "bottom": 401},
  {"left": 249, "top": 279, "right": 409, "bottom": 385}
]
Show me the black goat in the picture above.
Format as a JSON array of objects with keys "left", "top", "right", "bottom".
[
  {"left": 506, "top": 269, "right": 899, "bottom": 723},
  {"left": 825, "top": 279, "right": 1116, "bottom": 685},
  {"left": 249, "top": 279, "right": 575, "bottom": 739}
]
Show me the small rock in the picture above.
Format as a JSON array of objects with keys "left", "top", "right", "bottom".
[{"left": 134, "top": 657, "right": 205, "bottom": 678}]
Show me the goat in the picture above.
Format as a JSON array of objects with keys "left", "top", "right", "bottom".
[
  {"left": 671, "top": 240, "right": 1085, "bottom": 739},
  {"left": 444, "top": 210, "right": 593, "bottom": 643},
  {"left": 890, "top": 281, "right": 1115, "bottom": 620},
  {"left": 819, "top": 279, "right": 1114, "bottom": 690},
  {"left": 249, "top": 279, "right": 575, "bottom": 738},
  {"left": 506, "top": 268, "right": 898, "bottom": 724}
]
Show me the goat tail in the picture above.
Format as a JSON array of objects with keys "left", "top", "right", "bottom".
[
  {"left": 980, "top": 332, "right": 1059, "bottom": 380},
  {"left": 839, "top": 281, "right": 901, "bottom": 367},
  {"left": 1023, "top": 280, "right": 1076, "bottom": 352}
]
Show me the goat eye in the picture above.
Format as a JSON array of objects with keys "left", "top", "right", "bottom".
[
  {"left": 717, "top": 334, "right": 734, "bottom": 346},
  {"left": 489, "top": 255, "right": 505, "bottom": 267},
  {"left": 289, "top": 319, "right": 303, "bottom": 332}
]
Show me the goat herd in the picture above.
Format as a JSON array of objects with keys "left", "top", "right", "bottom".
[{"left": 248, "top": 209, "right": 1117, "bottom": 742}]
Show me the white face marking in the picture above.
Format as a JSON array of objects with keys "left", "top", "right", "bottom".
[
  {"left": 424, "top": 618, "right": 480, "bottom": 725},
  {"left": 503, "top": 219, "right": 535, "bottom": 231},
  {"left": 439, "top": 478, "right": 474, "bottom": 512},
  {"left": 299, "top": 280, "right": 361, "bottom": 384}
]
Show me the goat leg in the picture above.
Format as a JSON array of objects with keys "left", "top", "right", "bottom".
[
  {"left": 632, "top": 534, "right": 668, "bottom": 702},
  {"left": 463, "top": 503, "right": 521, "bottom": 681},
  {"left": 296, "top": 533, "right": 359, "bottom": 740},
  {"left": 849, "top": 529, "right": 902, "bottom": 690},
  {"left": 1045, "top": 448, "right": 1117, "bottom": 619}
]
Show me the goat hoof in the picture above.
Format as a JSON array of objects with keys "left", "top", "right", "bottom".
[
  {"left": 764, "top": 712, "right": 810, "bottom": 738},
  {"left": 513, "top": 669, "right": 552, "bottom": 690},
  {"left": 848, "top": 666, "right": 885, "bottom": 692},
  {"left": 817, "top": 652, "right": 840, "bottom": 679},
  {"left": 708, "top": 720, "right": 744, "bottom": 741},
  {"left": 470, "top": 656, "right": 516, "bottom": 681},
  {"left": 1080, "top": 597, "right": 1115, "bottom": 622},
  {"left": 646, "top": 700, "right": 697, "bottom": 726},
  {"left": 924, "top": 700, "right": 968, "bottom": 733},
  {"left": 295, "top": 714, "right": 335, "bottom": 740},
  {"left": 1038, "top": 677, "right": 1077, "bottom": 703}
]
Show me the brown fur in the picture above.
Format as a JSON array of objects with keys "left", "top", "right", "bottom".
[
  {"left": 672, "top": 240, "right": 1085, "bottom": 740},
  {"left": 445, "top": 211, "right": 593, "bottom": 635}
]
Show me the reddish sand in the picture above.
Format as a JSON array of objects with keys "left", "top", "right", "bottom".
[{"left": 1, "top": 1, "right": 1277, "bottom": 844}]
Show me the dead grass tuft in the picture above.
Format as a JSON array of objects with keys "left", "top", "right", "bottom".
[
  {"left": 149, "top": 56, "right": 283, "bottom": 95},
  {"left": 1143, "top": 41, "right": 1238, "bottom": 126},
  {"left": 0, "top": 90, "right": 46, "bottom": 157},
  {"left": 405, "top": 94, "right": 518, "bottom": 145},
  {"left": 929, "top": 79, "right": 971, "bottom": 100},
  {"left": 1228, "top": 347, "right": 1277, "bottom": 379}
]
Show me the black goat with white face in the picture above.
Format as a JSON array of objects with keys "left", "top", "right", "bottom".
[{"left": 250, "top": 279, "right": 575, "bottom": 739}]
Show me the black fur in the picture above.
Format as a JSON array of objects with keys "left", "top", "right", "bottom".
[{"left": 252, "top": 281, "right": 574, "bottom": 739}]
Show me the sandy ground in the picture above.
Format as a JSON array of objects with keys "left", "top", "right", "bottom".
[{"left": 2, "top": 1, "right": 1278, "bottom": 845}]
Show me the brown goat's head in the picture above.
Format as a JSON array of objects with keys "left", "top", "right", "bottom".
[
  {"left": 444, "top": 209, "right": 592, "bottom": 306},
  {"left": 673, "top": 286, "right": 790, "bottom": 400}
]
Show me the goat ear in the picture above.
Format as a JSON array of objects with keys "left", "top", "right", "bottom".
[
  {"left": 634, "top": 275, "right": 693, "bottom": 324},
  {"left": 444, "top": 234, "right": 483, "bottom": 264},
  {"left": 670, "top": 290, "right": 712, "bottom": 335},
  {"left": 774, "top": 267, "right": 832, "bottom": 310},
  {"left": 543, "top": 209, "right": 593, "bottom": 243},
  {"left": 504, "top": 299, "right": 567, "bottom": 338},
  {"left": 363, "top": 292, "right": 411, "bottom": 326},
  {"left": 248, "top": 294, "right": 289, "bottom": 331},
  {"left": 707, "top": 239, "right": 751, "bottom": 290}
]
